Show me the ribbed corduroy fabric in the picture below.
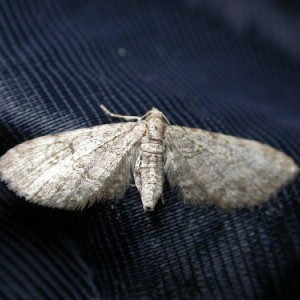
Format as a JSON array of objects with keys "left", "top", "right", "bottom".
[{"left": 1, "top": 1, "right": 300, "bottom": 299}]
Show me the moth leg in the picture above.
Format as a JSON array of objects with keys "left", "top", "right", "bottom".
[
  {"left": 100, "top": 105, "right": 141, "bottom": 121},
  {"left": 161, "top": 193, "right": 165, "bottom": 205},
  {"left": 129, "top": 181, "right": 136, "bottom": 187},
  {"left": 133, "top": 154, "right": 142, "bottom": 192}
]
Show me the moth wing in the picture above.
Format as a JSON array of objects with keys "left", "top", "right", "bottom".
[
  {"left": 165, "top": 126, "right": 299, "bottom": 208},
  {"left": 0, "top": 122, "right": 145, "bottom": 209}
]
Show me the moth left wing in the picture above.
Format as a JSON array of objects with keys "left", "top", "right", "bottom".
[
  {"left": 0, "top": 122, "right": 145, "bottom": 209},
  {"left": 165, "top": 126, "right": 299, "bottom": 208}
]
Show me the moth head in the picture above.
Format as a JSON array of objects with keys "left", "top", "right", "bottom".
[{"left": 142, "top": 108, "right": 170, "bottom": 124}]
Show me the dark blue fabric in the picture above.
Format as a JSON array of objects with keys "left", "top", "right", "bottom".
[{"left": 0, "top": 1, "right": 300, "bottom": 299}]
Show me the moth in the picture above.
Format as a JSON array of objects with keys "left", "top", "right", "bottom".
[{"left": 0, "top": 105, "right": 298, "bottom": 211}]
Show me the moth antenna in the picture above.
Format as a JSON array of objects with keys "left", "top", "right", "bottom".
[{"left": 100, "top": 105, "right": 141, "bottom": 121}]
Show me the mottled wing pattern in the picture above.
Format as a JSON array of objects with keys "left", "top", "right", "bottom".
[
  {"left": 0, "top": 122, "right": 145, "bottom": 209},
  {"left": 165, "top": 126, "right": 299, "bottom": 208}
]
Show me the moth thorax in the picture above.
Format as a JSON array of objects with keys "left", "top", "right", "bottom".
[{"left": 147, "top": 120, "right": 165, "bottom": 141}]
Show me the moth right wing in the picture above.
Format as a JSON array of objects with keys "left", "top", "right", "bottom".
[
  {"left": 0, "top": 122, "right": 145, "bottom": 210},
  {"left": 165, "top": 126, "right": 299, "bottom": 208}
]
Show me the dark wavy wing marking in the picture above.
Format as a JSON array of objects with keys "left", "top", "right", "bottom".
[
  {"left": 165, "top": 126, "right": 299, "bottom": 208},
  {"left": 0, "top": 122, "right": 145, "bottom": 209}
]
